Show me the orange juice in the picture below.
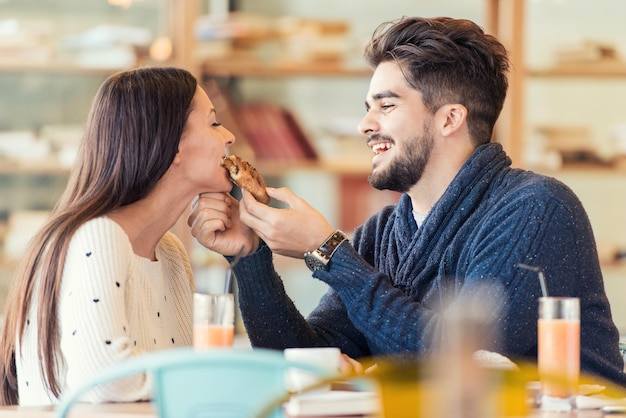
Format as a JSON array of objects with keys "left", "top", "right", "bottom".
[
  {"left": 538, "top": 318, "right": 580, "bottom": 398},
  {"left": 194, "top": 324, "right": 235, "bottom": 348},
  {"left": 193, "top": 293, "right": 235, "bottom": 348}
]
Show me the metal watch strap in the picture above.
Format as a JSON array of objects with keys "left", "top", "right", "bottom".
[
  {"left": 318, "top": 230, "right": 348, "bottom": 258},
  {"left": 304, "top": 230, "right": 349, "bottom": 272}
]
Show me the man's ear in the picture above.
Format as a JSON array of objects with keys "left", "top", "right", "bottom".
[{"left": 438, "top": 103, "right": 468, "bottom": 137}]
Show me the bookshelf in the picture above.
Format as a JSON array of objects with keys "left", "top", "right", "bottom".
[
  {"left": 0, "top": 0, "right": 199, "bottom": 310},
  {"left": 486, "top": 0, "right": 626, "bottom": 170},
  {"left": 485, "top": 0, "right": 626, "bottom": 277}
]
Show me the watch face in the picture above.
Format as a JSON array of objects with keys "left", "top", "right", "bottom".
[{"left": 304, "top": 230, "right": 348, "bottom": 272}]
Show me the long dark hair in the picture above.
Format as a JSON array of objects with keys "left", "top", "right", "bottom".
[
  {"left": 0, "top": 67, "right": 197, "bottom": 404},
  {"left": 364, "top": 16, "right": 510, "bottom": 145}
]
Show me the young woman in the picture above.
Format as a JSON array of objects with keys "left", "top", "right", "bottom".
[{"left": 0, "top": 67, "right": 235, "bottom": 405}]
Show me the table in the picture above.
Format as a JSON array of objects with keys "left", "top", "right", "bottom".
[
  {"left": 0, "top": 403, "right": 617, "bottom": 418},
  {"left": 0, "top": 402, "right": 155, "bottom": 418}
]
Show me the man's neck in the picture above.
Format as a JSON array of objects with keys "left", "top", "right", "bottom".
[{"left": 408, "top": 144, "right": 475, "bottom": 214}]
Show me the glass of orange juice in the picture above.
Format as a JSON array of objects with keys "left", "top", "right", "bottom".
[
  {"left": 193, "top": 293, "right": 235, "bottom": 348},
  {"left": 538, "top": 296, "right": 580, "bottom": 409}
]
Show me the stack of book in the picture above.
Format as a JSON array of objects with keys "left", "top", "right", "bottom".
[{"left": 238, "top": 103, "right": 318, "bottom": 161}]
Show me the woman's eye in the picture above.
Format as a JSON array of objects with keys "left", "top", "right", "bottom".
[
  {"left": 381, "top": 104, "right": 394, "bottom": 110},
  {"left": 212, "top": 122, "right": 222, "bottom": 127}
]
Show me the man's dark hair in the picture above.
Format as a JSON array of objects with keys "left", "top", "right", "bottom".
[{"left": 364, "top": 16, "right": 510, "bottom": 145}]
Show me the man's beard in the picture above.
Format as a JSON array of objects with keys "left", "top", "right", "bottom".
[{"left": 368, "top": 121, "right": 434, "bottom": 193}]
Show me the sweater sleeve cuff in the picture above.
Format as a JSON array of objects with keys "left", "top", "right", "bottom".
[
  {"left": 314, "top": 243, "right": 377, "bottom": 286},
  {"left": 224, "top": 239, "right": 267, "bottom": 265},
  {"left": 232, "top": 240, "right": 286, "bottom": 296}
]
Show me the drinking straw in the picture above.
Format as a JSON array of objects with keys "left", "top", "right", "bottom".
[
  {"left": 223, "top": 245, "right": 244, "bottom": 294},
  {"left": 219, "top": 246, "right": 245, "bottom": 325},
  {"left": 517, "top": 263, "right": 548, "bottom": 297}
]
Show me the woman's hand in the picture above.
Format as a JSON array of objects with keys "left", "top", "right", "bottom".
[
  {"left": 187, "top": 192, "right": 258, "bottom": 256},
  {"left": 239, "top": 187, "right": 335, "bottom": 259}
]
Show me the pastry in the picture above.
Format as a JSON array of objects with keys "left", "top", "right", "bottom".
[{"left": 222, "top": 155, "right": 270, "bottom": 204}]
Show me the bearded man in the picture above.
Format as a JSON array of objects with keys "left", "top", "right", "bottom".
[{"left": 188, "top": 16, "right": 626, "bottom": 387}]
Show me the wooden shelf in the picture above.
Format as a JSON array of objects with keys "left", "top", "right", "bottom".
[
  {"left": 221, "top": 158, "right": 373, "bottom": 182},
  {"left": 487, "top": 0, "right": 626, "bottom": 166},
  {"left": 0, "top": 258, "right": 18, "bottom": 269},
  {"left": 200, "top": 58, "right": 372, "bottom": 78},
  {"left": 0, "top": 60, "right": 126, "bottom": 76},
  {"left": 254, "top": 159, "right": 372, "bottom": 177},
  {"left": 0, "top": 160, "right": 70, "bottom": 175},
  {"left": 0, "top": 60, "right": 177, "bottom": 76},
  {"left": 528, "top": 62, "right": 626, "bottom": 78},
  {"left": 535, "top": 164, "right": 626, "bottom": 175}
]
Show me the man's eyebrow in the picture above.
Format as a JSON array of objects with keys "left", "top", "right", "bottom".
[
  {"left": 365, "top": 90, "right": 400, "bottom": 110},
  {"left": 371, "top": 90, "right": 400, "bottom": 101}
]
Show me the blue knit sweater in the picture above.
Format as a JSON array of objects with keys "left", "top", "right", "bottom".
[{"left": 234, "top": 142, "right": 626, "bottom": 387}]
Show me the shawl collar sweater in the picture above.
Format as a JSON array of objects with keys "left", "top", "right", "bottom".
[{"left": 234, "top": 142, "right": 626, "bottom": 387}]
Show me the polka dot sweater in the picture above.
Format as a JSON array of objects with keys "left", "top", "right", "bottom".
[{"left": 16, "top": 217, "right": 194, "bottom": 406}]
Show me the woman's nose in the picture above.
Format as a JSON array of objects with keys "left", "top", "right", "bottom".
[{"left": 222, "top": 126, "right": 235, "bottom": 146}]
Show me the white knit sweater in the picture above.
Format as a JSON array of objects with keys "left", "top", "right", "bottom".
[{"left": 16, "top": 217, "right": 194, "bottom": 406}]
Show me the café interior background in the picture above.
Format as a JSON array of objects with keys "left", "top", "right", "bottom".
[{"left": 2, "top": 0, "right": 626, "bottom": 334}]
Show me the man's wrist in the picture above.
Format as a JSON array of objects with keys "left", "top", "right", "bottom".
[{"left": 304, "top": 230, "right": 349, "bottom": 272}]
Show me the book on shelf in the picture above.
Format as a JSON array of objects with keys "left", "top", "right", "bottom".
[
  {"left": 238, "top": 103, "right": 318, "bottom": 161},
  {"left": 201, "top": 78, "right": 318, "bottom": 163},
  {"left": 554, "top": 40, "right": 619, "bottom": 64}
]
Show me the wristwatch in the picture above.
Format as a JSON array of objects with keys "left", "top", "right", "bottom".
[{"left": 304, "top": 230, "right": 349, "bottom": 272}]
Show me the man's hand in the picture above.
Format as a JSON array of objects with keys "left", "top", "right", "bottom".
[{"left": 239, "top": 187, "right": 335, "bottom": 259}]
